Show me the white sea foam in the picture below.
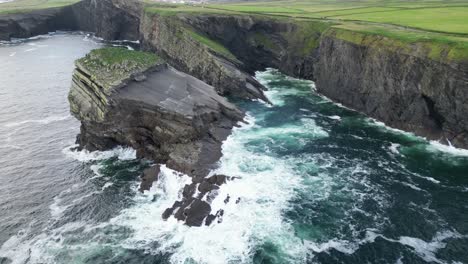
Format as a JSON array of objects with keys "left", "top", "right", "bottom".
[
  {"left": 107, "top": 112, "right": 311, "bottom": 263},
  {"left": 257, "top": 69, "right": 315, "bottom": 107},
  {"left": 101, "top": 182, "right": 114, "bottom": 191},
  {"left": 363, "top": 230, "right": 465, "bottom": 264},
  {"left": 427, "top": 140, "right": 468, "bottom": 157},
  {"left": 63, "top": 145, "right": 137, "bottom": 162},
  {"left": 304, "top": 229, "right": 463, "bottom": 264},
  {"left": 399, "top": 181, "right": 423, "bottom": 191},
  {"left": 306, "top": 239, "right": 359, "bottom": 255},
  {"left": 389, "top": 143, "right": 401, "bottom": 155},
  {"left": 4, "top": 115, "right": 71, "bottom": 127},
  {"left": 327, "top": 115, "right": 341, "bottom": 120},
  {"left": 49, "top": 186, "right": 101, "bottom": 219}
]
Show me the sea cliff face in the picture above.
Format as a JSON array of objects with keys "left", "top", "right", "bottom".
[
  {"left": 178, "top": 14, "right": 324, "bottom": 79},
  {"left": 0, "top": 7, "right": 76, "bottom": 40},
  {"left": 314, "top": 31, "right": 468, "bottom": 148}
]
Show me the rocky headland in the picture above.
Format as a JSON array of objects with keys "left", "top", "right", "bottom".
[{"left": 2, "top": 0, "right": 468, "bottom": 225}]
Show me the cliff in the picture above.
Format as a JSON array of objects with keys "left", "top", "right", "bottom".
[
  {"left": 315, "top": 28, "right": 468, "bottom": 147},
  {"left": 0, "top": 6, "right": 77, "bottom": 40},
  {"left": 69, "top": 47, "right": 243, "bottom": 175},
  {"left": 0, "top": 0, "right": 141, "bottom": 41},
  {"left": 177, "top": 14, "right": 328, "bottom": 79}
]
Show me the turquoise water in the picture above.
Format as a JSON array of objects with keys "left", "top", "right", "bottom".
[{"left": 0, "top": 35, "right": 467, "bottom": 264}]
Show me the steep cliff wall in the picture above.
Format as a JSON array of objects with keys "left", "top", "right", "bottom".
[
  {"left": 315, "top": 29, "right": 468, "bottom": 148},
  {"left": 70, "top": 0, "right": 141, "bottom": 40},
  {"left": 0, "top": 7, "right": 77, "bottom": 40},
  {"left": 179, "top": 14, "right": 327, "bottom": 79}
]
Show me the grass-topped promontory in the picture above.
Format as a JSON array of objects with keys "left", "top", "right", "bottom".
[{"left": 76, "top": 47, "right": 163, "bottom": 91}]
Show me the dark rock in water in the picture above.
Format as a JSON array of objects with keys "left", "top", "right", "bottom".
[
  {"left": 162, "top": 174, "right": 237, "bottom": 226},
  {"left": 205, "top": 209, "right": 225, "bottom": 226},
  {"left": 207, "top": 174, "right": 228, "bottom": 185},
  {"left": 174, "top": 198, "right": 212, "bottom": 227},
  {"left": 139, "top": 165, "right": 160, "bottom": 192}
]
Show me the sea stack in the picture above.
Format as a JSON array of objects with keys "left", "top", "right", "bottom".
[{"left": 68, "top": 47, "right": 244, "bottom": 225}]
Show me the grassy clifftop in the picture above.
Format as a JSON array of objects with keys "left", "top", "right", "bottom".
[
  {"left": 144, "top": 0, "right": 468, "bottom": 63},
  {"left": 326, "top": 24, "right": 468, "bottom": 63},
  {"left": 76, "top": 47, "right": 163, "bottom": 91}
]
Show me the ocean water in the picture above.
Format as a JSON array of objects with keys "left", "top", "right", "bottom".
[{"left": 0, "top": 33, "right": 467, "bottom": 264}]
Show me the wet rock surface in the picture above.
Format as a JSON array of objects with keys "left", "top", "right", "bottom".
[
  {"left": 162, "top": 174, "right": 235, "bottom": 226},
  {"left": 139, "top": 165, "right": 160, "bottom": 192}
]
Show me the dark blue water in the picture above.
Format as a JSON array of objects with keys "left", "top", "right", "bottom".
[{"left": 0, "top": 34, "right": 467, "bottom": 264}]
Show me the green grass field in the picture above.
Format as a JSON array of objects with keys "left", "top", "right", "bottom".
[
  {"left": 201, "top": 0, "right": 468, "bottom": 35},
  {"left": 0, "top": 0, "right": 79, "bottom": 14},
  {"left": 143, "top": 0, "right": 468, "bottom": 61}
]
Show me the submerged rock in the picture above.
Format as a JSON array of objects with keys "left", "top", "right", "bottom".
[
  {"left": 69, "top": 47, "right": 244, "bottom": 225},
  {"left": 139, "top": 165, "right": 160, "bottom": 192}
]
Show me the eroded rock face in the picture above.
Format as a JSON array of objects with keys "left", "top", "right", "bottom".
[
  {"left": 179, "top": 14, "right": 321, "bottom": 80},
  {"left": 139, "top": 12, "right": 269, "bottom": 102}
]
